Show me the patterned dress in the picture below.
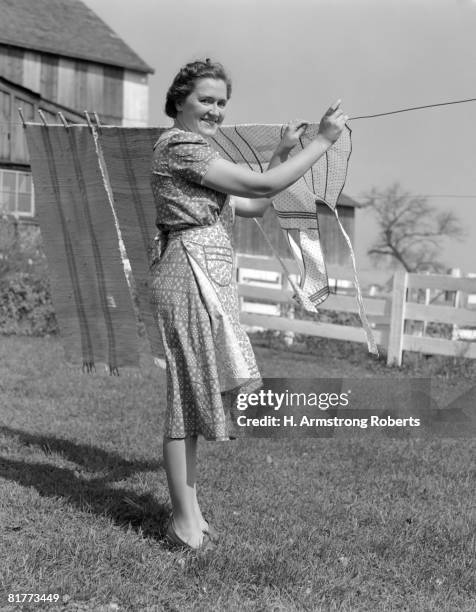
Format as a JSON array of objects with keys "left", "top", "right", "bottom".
[{"left": 150, "top": 128, "right": 261, "bottom": 441}]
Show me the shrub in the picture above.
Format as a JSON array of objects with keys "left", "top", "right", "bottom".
[
  {"left": 0, "top": 215, "right": 49, "bottom": 278},
  {"left": 0, "top": 216, "right": 57, "bottom": 335},
  {"left": 0, "top": 271, "right": 58, "bottom": 336}
]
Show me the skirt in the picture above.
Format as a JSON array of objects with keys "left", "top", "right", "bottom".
[{"left": 151, "top": 220, "right": 261, "bottom": 441}]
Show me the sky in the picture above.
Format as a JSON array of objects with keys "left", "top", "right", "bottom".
[{"left": 85, "top": 0, "right": 476, "bottom": 273}]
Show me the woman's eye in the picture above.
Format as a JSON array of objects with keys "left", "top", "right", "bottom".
[{"left": 199, "top": 98, "right": 226, "bottom": 107}]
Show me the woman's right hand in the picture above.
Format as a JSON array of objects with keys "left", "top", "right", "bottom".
[{"left": 317, "top": 100, "right": 348, "bottom": 145}]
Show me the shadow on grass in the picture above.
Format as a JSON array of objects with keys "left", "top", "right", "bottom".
[{"left": 0, "top": 426, "right": 170, "bottom": 541}]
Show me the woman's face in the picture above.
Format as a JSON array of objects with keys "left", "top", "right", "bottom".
[{"left": 175, "top": 78, "right": 228, "bottom": 137}]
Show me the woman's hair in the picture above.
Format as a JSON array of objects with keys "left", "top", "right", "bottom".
[{"left": 165, "top": 59, "right": 232, "bottom": 118}]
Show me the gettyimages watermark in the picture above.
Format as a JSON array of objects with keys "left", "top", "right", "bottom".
[{"left": 230, "top": 378, "right": 476, "bottom": 439}]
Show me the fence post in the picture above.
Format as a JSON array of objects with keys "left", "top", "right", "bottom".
[
  {"left": 450, "top": 268, "right": 461, "bottom": 341},
  {"left": 420, "top": 272, "right": 430, "bottom": 337},
  {"left": 387, "top": 269, "right": 408, "bottom": 366}
]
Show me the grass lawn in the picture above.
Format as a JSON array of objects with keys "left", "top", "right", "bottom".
[{"left": 0, "top": 335, "right": 474, "bottom": 612}]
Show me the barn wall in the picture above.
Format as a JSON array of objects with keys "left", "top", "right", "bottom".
[
  {"left": 0, "top": 46, "right": 23, "bottom": 83},
  {"left": 316, "top": 203, "right": 355, "bottom": 266},
  {"left": 57, "top": 57, "right": 76, "bottom": 108},
  {"left": 233, "top": 202, "right": 356, "bottom": 266},
  {"left": 122, "top": 70, "right": 148, "bottom": 126},
  {"left": 0, "top": 89, "right": 11, "bottom": 160},
  {"left": 0, "top": 44, "right": 146, "bottom": 124},
  {"left": 40, "top": 55, "right": 58, "bottom": 100},
  {"left": 23, "top": 51, "right": 41, "bottom": 92}
]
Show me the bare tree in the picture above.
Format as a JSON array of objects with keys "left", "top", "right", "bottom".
[{"left": 362, "top": 183, "right": 465, "bottom": 273}]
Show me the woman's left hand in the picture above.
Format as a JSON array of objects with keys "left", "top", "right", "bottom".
[{"left": 279, "top": 120, "right": 309, "bottom": 151}]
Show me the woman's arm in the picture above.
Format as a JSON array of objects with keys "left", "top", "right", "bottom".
[
  {"left": 233, "top": 121, "right": 311, "bottom": 217},
  {"left": 203, "top": 101, "right": 347, "bottom": 199}
]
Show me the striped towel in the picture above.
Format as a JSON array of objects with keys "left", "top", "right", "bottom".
[
  {"left": 96, "top": 127, "right": 165, "bottom": 360},
  {"left": 25, "top": 125, "right": 141, "bottom": 372}
]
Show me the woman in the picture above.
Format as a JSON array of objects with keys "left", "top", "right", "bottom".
[{"left": 151, "top": 59, "right": 347, "bottom": 551}]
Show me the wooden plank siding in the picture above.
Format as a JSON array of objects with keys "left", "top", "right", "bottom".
[
  {"left": 74, "top": 60, "right": 88, "bottom": 113},
  {"left": 57, "top": 57, "right": 77, "bottom": 109},
  {"left": 103, "top": 66, "right": 124, "bottom": 121},
  {"left": 0, "top": 89, "right": 11, "bottom": 159},
  {"left": 122, "top": 70, "right": 148, "bottom": 126},
  {"left": 85, "top": 63, "right": 104, "bottom": 114},
  {"left": 11, "top": 97, "right": 33, "bottom": 162},
  {"left": 234, "top": 207, "right": 293, "bottom": 259},
  {"left": 0, "top": 46, "right": 23, "bottom": 84},
  {"left": 234, "top": 201, "right": 356, "bottom": 267},
  {"left": 318, "top": 204, "right": 355, "bottom": 266},
  {"left": 0, "top": 44, "right": 132, "bottom": 125},
  {"left": 40, "top": 55, "right": 58, "bottom": 100},
  {"left": 22, "top": 51, "right": 41, "bottom": 92}
]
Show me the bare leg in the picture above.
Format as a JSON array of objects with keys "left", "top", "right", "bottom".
[
  {"left": 163, "top": 436, "right": 203, "bottom": 548},
  {"left": 192, "top": 485, "right": 208, "bottom": 531}
]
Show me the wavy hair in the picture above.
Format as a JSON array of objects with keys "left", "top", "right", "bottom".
[{"left": 165, "top": 59, "right": 232, "bottom": 118}]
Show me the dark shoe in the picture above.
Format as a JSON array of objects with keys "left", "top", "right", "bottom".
[{"left": 166, "top": 518, "right": 215, "bottom": 552}]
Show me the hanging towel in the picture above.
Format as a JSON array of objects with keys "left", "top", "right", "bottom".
[
  {"left": 210, "top": 123, "right": 378, "bottom": 355},
  {"left": 25, "top": 124, "right": 141, "bottom": 372},
  {"left": 96, "top": 127, "right": 165, "bottom": 360}
]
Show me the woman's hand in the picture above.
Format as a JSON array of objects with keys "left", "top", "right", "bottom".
[
  {"left": 279, "top": 120, "right": 309, "bottom": 152},
  {"left": 268, "top": 120, "right": 309, "bottom": 170},
  {"left": 317, "top": 99, "right": 348, "bottom": 145}
]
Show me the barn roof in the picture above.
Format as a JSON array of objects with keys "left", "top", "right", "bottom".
[{"left": 0, "top": 0, "right": 153, "bottom": 74}]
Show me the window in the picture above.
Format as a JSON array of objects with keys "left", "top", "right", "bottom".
[{"left": 0, "top": 169, "right": 35, "bottom": 217}]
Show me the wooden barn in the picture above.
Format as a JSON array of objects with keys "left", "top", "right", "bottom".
[
  {"left": 0, "top": 0, "right": 153, "bottom": 222},
  {"left": 234, "top": 192, "right": 362, "bottom": 266}
]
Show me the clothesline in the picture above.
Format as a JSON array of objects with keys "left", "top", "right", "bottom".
[
  {"left": 348, "top": 96, "right": 476, "bottom": 121},
  {"left": 3, "top": 93, "right": 476, "bottom": 129},
  {"left": 360, "top": 194, "right": 476, "bottom": 200}
]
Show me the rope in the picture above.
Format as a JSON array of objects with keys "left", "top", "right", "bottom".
[
  {"left": 362, "top": 194, "right": 476, "bottom": 200},
  {"left": 348, "top": 97, "right": 476, "bottom": 121},
  {"left": 332, "top": 208, "right": 379, "bottom": 356},
  {"left": 252, "top": 217, "right": 302, "bottom": 299}
]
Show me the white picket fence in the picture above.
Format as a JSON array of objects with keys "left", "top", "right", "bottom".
[{"left": 236, "top": 254, "right": 476, "bottom": 366}]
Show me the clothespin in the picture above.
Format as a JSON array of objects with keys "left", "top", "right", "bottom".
[
  {"left": 38, "top": 109, "right": 48, "bottom": 127},
  {"left": 58, "top": 112, "right": 69, "bottom": 129},
  {"left": 18, "top": 108, "right": 26, "bottom": 128},
  {"left": 84, "top": 111, "right": 94, "bottom": 130},
  {"left": 92, "top": 111, "right": 103, "bottom": 135}
]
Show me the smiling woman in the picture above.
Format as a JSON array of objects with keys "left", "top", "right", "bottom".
[
  {"left": 150, "top": 58, "right": 347, "bottom": 552},
  {"left": 164, "top": 59, "right": 231, "bottom": 132}
]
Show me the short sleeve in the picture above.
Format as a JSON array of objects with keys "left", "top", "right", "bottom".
[{"left": 167, "top": 131, "right": 220, "bottom": 184}]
